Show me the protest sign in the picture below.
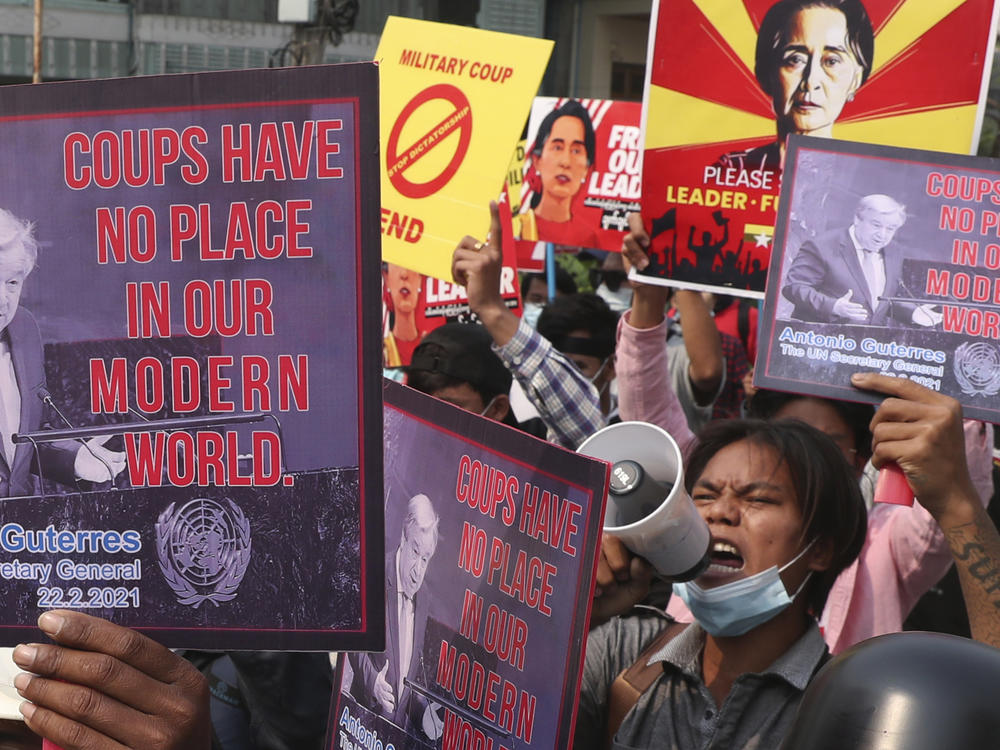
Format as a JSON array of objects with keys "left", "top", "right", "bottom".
[
  {"left": 328, "top": 379, "right": 609, "bottom": 750},
  {"left": 377, "top": 17, "right": 553, "bottom": 283},
  {"left": 383, "top": 191, "right": 523, "bottom": 368},
  {"left": 637, "top": 0, "right": 1000, "bottom": 297},
  {"left": 757, "top": 135, "right": 1000, "bottom": 423},
  {"left": 517, "top": 97, "right": 641, "bottom": 253},
  {"left": 0, "top": 64, "right": 383, "bottom": 650}
]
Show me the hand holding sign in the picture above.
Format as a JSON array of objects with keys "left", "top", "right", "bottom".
[
  {"left": 12, "top": 610, "right": 210, "bottom": 749},
  {"left": 853, "top": 372, "right": 975, "bottom": 515}
]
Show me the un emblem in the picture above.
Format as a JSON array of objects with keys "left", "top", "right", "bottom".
[
  {"left": 953, "top": 342, "right": 1000, "bottom": 397},
  {"left": 155, "top": 498, "right": 252, "bottom": 608}
]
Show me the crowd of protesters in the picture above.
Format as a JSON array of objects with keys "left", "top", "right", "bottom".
[{"left": 394, "top": 200, "right": 1000, "bottom": 750}]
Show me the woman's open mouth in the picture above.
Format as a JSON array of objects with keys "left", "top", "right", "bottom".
[{"left": 705, "top": 540, "right": 745, "bottom": 576}]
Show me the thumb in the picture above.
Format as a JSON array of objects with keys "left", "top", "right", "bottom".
[
  {"left": 487, "top": 200, "right": 502, "bottom": 254},
  {"left": 87, "top": 434, "right": 113, "bottom": 448},
  {"left": 838, "top": 289, "right": 853, "bottom": 303},
  {"left": 378, "top": 661, "right": 389, "bottom": 678}
]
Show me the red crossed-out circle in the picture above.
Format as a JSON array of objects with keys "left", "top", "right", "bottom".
[{"left": 386, "top": 83, "right": 473, "bottom": 199}]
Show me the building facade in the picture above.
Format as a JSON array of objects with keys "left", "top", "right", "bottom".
[{"left": 0, "top": 0, "right": 549, "bottom": 83}]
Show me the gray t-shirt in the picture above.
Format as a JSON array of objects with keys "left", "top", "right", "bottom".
[{"left": 576, "top": 609, "right": 828, "bottom": 750}]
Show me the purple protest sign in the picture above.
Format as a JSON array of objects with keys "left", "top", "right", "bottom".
[
  {"left": 757, "top": 135, "right": 1000, "bottom": 424},
  {"left": 327, "top": 380, "right": 609, "bottom": 750},
  {"left": 0, "top": 64, "right": 383, "bottom": 651}
]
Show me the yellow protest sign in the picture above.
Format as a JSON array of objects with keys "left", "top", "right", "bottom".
[{"left": 377, "top": 17, "right": 552, "bottom": 281}]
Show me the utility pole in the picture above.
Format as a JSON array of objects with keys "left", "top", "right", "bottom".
[{"left": 32, "top": 0, "right": 43, "bottom": 83}]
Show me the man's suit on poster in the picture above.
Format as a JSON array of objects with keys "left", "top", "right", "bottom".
[
  {"left": 0, "top": 309, "right": 76, "bottom": 497},
  {"left": 782, "top": 228, "right": 916, "bottom": 325},
  {"left": 356, "top": 555, "right": 431, "bottom": 733}
]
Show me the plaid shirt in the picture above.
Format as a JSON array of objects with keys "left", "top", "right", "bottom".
[{"left": 494, "top": 317, "right": 605, "bottom": 450}]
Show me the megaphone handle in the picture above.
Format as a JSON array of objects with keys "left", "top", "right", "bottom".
[{"left": 874, "top": 462, "right": 914, "bottom": 506}]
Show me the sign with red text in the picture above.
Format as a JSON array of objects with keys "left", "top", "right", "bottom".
[
  {"left": 517, "top": 97, "right": 641, "bottom": 252},
  {"left": 383, "top": 190, "right": 523, "bottom": 368},
  {"left": 377, "top": 17, "right": 553, "bottom": 283},
  {"left": 757, "top": 136, "right": 1000, "bottom": 423},
  {"left": 0, "top": 64, "right": 383, "bottom": 650},
  {"left": 637, "top": 0, "right": 1000, "bottom": 297},
  {"left": 328, "top": 380, "right": 608, "bottom": 750}
]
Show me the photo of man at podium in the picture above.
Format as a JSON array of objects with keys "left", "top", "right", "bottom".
[{"left": 0, "top": 207, "right": 126, "bottom": 498}]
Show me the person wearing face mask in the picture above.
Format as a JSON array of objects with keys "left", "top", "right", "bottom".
[
  {"left": 449, "top": 202, "right": 604, "bottom": 450},
  {"left": 520, "top": 269, "right": 578, "bottom": 329},
  {"left": 536, "top": 294, "right": 619, "bottom": 418},
  {"left": 593, "top": 252, "right": 633, "bottom": 315},
  {"left": 781, "top": 194, "right": 941, "bottom": 327},
  {"left": 617, "top": 219, "right": 995, "bottom": 656},
  {"left": 579, "top": 375, "right": 1000, "bottom": 750},
  {"left": 581, "top": 417, "right": 867, "bottom": 750}
]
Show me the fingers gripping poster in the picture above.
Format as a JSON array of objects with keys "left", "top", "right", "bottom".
[
  {"left": 329, "top": 380, "right": 610, "bottom": 750},
  {"left": 0, "top": 64, "right": 383, "bottom": 651},
  {"left": 636, "top": 0, "right": 1000, "bottom": 297}
]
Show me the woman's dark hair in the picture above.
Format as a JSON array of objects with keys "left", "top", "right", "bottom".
[
  {"left": 529, "top": 100, "right": 596, "bottom": 209},
  {"left": 746, "top": 389, "right": 874, "bottom": 460},
  {"left": 685, "top": 418, "right": 867, "bottom": 615},
  {"left": 755, "top": 0, "right": 874, "bottom": 96}
]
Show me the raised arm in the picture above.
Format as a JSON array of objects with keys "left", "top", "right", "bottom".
[
  {"left": 856, "top": 372, "right": 1000, "bottom": 648},
  {"left": 616, "top": 214, "right": 699, "bottom": 458},
  {"left": 453, "top": 201, "right": 603, "bottom": 448}
]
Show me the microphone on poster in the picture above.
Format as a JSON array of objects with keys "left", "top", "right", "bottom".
[{"left": 37, "top": 387, "right": 117, "bottom": 487}]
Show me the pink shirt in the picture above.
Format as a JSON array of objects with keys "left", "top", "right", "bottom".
[{"left": 616, "top": 313, "right": 995, "bottom": 653}]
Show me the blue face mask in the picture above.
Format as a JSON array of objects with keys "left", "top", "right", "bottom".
[
  {"left": 521, "top": 302, "right": 543, "bottom": 329},
  {"left": 672, "top": 539, "right": 816, "bottom": 637}
]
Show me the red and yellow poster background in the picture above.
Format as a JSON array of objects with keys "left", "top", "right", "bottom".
[
  {"left": 517, "top": 97, "right": 642, "bottom": 253},
  {"left": 638, "top": 0, "right": 999, "bottom": 296}
]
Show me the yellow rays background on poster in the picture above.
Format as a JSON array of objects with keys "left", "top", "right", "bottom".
[
  {"left": 691, "top": 0, "right": 759, "bottom": 72},
  {"left": 647, "top": 0, "right": 987, "bottom": 154},
  {"left": 872, "top": 0, "right": 964, "bottom": 71}
]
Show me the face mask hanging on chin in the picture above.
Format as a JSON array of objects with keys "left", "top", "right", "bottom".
[{"left": 672, "top": 539, "right": 817, "bottom": 637}]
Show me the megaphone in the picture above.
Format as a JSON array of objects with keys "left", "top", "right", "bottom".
[{"left": 577, "top": 421, "right": 710, "bottom": 580}]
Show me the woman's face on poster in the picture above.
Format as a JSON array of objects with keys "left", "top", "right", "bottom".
[
  {"left": 772, "top": 6, "right": 863, "bottom": 137},
  {"left": 534, "top": 115, "right": 590, "bottom": 203},
  {"left": 385, "top": 263, "right": 420, "bottom": 316}
]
